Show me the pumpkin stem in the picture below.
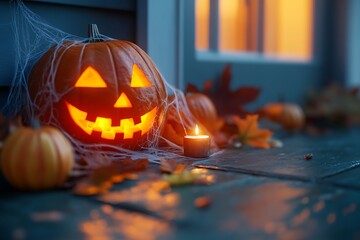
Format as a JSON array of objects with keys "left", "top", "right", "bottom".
[
  {"left": 31, "top": 118, "right": 41, "bottom": 130},
  {"left": 88, "top": 24, "right": 103, "bottom": 42}
]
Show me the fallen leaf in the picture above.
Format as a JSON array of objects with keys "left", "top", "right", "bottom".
[
  {"left": 186, "top": 64, "right": 260, "bottom": 117},
  {"left": 232, "top": 114, "right": 272, "bottom": 149},
  {"left": 162, "top": 171, "right": 199, "bottom": 187},
  {"left": 73, "top": 158, "right": 149, "bottom": 195},
  {"left": 194, "top": 196, "right": 212, "bottom": 209},
  {"left": 162, "top": 168, "right": 215, "bottom": 187},
  {"left": 160, "top": 158, "right": 186, "bottom": 174}
]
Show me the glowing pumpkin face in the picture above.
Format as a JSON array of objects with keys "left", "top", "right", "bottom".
[
  {"left": 28, "top": 38, "right": 166, "bottom": 149},
  {"left": 66, "top": 64, "right": 157, "bottom": 141}
]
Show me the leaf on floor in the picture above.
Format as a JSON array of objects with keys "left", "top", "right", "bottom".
[
  {"left": 232, "top": 114, "right": 272, "bottom": 149},
  {"left": 163, "top": 168, "right": 215, "bottom": 187},
  {"left": 163, "top": 171, "right": 199, "bottom": 187},
  {"left": 73, "top": 158, "right": 149, "bottom": 196},
  {"left": 160, "top": 158, "right": 186, "bottom": 174},
  {"left": 194, "top": 196, "right": 212, "bottom": 209}
]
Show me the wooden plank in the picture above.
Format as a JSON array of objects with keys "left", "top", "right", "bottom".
[
  {"left": 195, "top": 129, "right": 360, "bottom": 180},
  {"left": 324, "top": 166, "right": 360, "bottom": 189},
  {"left": 2, "top": 170, "right": 360, "bottom": 239}
]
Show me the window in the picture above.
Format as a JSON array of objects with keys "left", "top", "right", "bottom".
[
  {"left": 195, "top": 0, "right": 314, "bottom": 60},
  {"left": 180, "top": 0, "right": 324, "bottom": 106}
]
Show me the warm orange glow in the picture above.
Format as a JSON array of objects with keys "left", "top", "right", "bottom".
[
  {"left": 195, "top": 0, "right": 210, "bottom": 50},
  {"left": 195, "top": 124, "right": 199, "bottom": 135},
  {"left": 114, "top": 93, "right": 132, "bottom": 108},
  {"left": 264, "top": 0, "right": 313, "bottom": 59},
  {"left": 219, "top": 0, "right": 247, "bottom": 51},
  {"left": 131, "top": 64, "right": 152, "bottom": 87},
  {"left": 66, "top": 102, "right": 157, "bottom": 140},
  {"left": 75, "top": 66, "right": 107, "bottom": 88},
  {"left": 195, "top": 0, "right": 313, "bottom": 58}
]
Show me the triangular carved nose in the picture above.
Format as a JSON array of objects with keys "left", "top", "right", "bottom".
[{"left": 114, "top": 92, "right": 132, "bottom": 108}]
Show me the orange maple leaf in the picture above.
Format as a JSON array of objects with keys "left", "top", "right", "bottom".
[{"left": 232, "top": 114, "right": 272, "bottom": 149}]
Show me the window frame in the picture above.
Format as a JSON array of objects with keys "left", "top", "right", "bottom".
[{"left": 178, "top": 0, "right": 327, "bottom": 107}]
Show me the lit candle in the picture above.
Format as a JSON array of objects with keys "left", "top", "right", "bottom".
[{"left": 183, "top": 125, "right": 210, "bottom": 158}]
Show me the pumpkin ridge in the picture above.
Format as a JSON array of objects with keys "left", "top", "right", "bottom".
[
  {"left": 35, "top": 132, "right": 47, "bottom": 190},
  {"left": 105, "top": 41, "right": 120, "bottom": 98},
  {"left": 26, "top": 134, "right": 40, "bottom": 189},
  {"left": 13, "top": 130, "right": 30, "bottom": 189},
  {"left": 54, "top": 43, "right": 76, "bottom": 91},
  {"left": 60, "top": 134, "right": 73, "bottom": 182},
  {"left": 78, "top": 42, "right": 89, "bottom": 82},
  {"left": 48, "top": 127, "right": 73, "bottom": 183}
]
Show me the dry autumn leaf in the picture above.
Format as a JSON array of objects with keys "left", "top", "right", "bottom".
[
  {"left": 194, "top": 196, "right": 212, "bottom": 209},
  {"left": 232, "top": 114, "right": 272, "bottom": 149},
  {"left": 73, "top": 158, "right": 149, "bottom": 195},
  {"left": 160, "top": 158, "right": 186, "bottom": 174},
  {"left": 186, "top": 64, "right": 260, "bottom": 117},
  {"left": 162, "top": 171, "right": 199, "bottom": 187},
  {"left": 162, "top": 168, "right": 215, "bottom": 187}
]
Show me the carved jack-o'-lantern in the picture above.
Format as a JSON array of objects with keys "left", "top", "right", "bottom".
[{"left": 28, "top": 25, "right": 166, "bottom": 149}]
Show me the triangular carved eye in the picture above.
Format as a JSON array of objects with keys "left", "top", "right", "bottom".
[
  {"left": 75, "top": 66, "right": 107, "bottom": 88},
  {"left": 114, "top": 92, "right": 132, "bottom": 108},
  {"left": 130, "top": 64, "right": 152, "bottom": 87}
]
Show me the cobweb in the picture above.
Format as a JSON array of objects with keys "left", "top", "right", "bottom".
[{"left": 4, "top": 0, "right": 201, "bottom": 169}]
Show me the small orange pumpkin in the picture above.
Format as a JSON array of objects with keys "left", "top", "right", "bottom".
[
  {"left": 161, "top": 94, "right": 220, "bottom": 148},
  {"left": 261, "top": 103, "right": 305, "bottom": 130},
  {"left": 185, "top": 93, "right": 222, "bottom": 133},
  {"left": 1, "top": 125, "right": 74, "bottom": 191}
]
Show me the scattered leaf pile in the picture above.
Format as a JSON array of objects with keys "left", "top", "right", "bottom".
[
  {"left": 304, "top": 83, "right": 360, "bottom": 128},
  {"left": 182, "top": 65, "right": 276, "bottom": 149}
]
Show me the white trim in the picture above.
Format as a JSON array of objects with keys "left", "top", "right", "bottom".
[{"left": 196, "top": 51, "right": 318, "bottom": 65}]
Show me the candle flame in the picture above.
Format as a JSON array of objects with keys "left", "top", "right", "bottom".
[{"left": 195, "top": 124, "right": 199, "bottom": 135}]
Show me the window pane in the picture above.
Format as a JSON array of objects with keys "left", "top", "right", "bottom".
[
  {"left": 219, "top": 0, "right": 247, "bottom": 51},
  {"left": 195, "top": 0, "right": 314, "bottom": 60},
  {"left": 195, "top": 0, "right": 210, "bottom": 50},
  {"left": 264, "top": 0, "right": 313, "bottom": 60}
]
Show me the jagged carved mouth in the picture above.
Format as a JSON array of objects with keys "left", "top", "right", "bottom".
[{"left": 66, "top": 102, "right": 157, "bottom": 140}]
